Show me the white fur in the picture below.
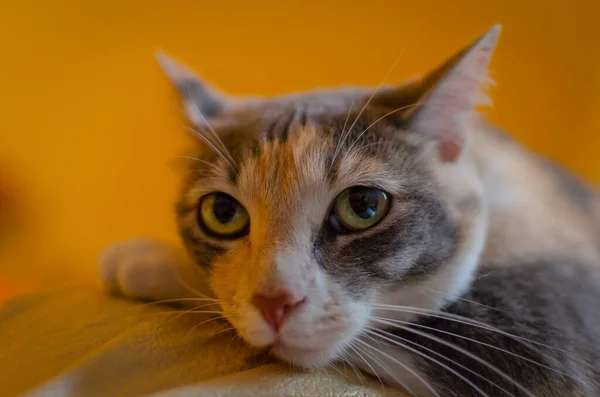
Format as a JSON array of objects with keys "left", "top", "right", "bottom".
[{"left": 98, "top": 237, "right": 212, "bottom": 302}]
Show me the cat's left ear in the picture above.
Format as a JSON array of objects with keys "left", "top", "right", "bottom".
[
  {"left": 403, "top": 25, "right": 501, "bottom": 162},
  {"left": 156, "top": 52, "right": 250, "bottom": 126}
]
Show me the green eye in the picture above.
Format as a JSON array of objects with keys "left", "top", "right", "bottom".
[
  {"left": 198, "top": 193, "right": 249, "bottom": 238},
  {"left": 330, "top": 186, "right": 390, "bottom": 232}
]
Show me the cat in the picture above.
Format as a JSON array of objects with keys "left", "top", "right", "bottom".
[{"left": 99, "top": 25, "right": 600, "bottom": 396}]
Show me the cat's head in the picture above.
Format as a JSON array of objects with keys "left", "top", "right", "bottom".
[{"left": 165, "top": 26, "right": 499, "bottom": 368}]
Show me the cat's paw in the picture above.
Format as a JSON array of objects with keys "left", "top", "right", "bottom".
[{"left": 98, "top": 237, "right": 180, "bottom": 299}]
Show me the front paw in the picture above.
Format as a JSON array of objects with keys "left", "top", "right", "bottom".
[{"left": 98, "top": 237, "right": 177, "bottom": 299}]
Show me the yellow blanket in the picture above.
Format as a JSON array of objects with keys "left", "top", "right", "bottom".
[{"left": 1, "top": 287, "right": 407, "bottom": 397}]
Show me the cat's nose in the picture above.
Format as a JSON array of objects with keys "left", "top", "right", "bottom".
[{"left": 251, "top": 292, "right": 306, "bottom": 331}]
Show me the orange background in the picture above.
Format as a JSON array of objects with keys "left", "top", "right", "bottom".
[{"left": 1, "top": 1, "right": 599, "bottom": 295}]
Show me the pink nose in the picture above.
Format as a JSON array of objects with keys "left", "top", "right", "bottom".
[{"left": 251, "top": 292, "right": 306, "bottom": 331}]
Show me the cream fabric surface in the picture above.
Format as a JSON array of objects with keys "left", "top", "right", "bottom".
[{"left": 0, "top": 287, "right": 408, "bottom": 397}]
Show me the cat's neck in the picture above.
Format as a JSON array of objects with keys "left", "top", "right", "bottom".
[{"left": 472, "top": 120, "right": 600, "bottom": 266}]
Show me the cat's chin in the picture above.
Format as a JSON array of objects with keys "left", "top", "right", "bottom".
[{"left": 271, "top": 340, "right": 342, "bottom": 369}]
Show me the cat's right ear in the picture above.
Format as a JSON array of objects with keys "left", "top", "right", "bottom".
[{"left": 156, "top": 52, "right": 237, "bottom": 126}]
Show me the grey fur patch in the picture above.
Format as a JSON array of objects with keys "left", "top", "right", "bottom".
[
  {"left": 317, "top": 190, "right": 459, "bottom": 295},
  {"left": 381, "top": 260, "right": 600, "bottom": 397},
  {"left": 177, "top": 78, "right": 224, "bottom": 117}
]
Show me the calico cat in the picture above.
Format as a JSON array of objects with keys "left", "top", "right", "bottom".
[{"left": 99, "top": 25, "right": 600, "bottom": 396}]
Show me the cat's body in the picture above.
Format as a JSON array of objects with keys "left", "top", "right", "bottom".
[{"left": 99, "top": 26, "right": 600, "bottom": 396}]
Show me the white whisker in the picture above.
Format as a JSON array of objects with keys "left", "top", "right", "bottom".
[
  {"left": 372, "top": 315, "right": 571, "bottom": 378},
  {"left": 178, "top": 156, "right": 221, "bottom": 172},
  {"left": 343, "top": 103, "right": 418, "bottom": 158},
  {"left": 355, "top": 340, "right": 421, "bottom": 397},
  {"left": 186, "top": 315, "right": 228, "bottom": 336},
  {"left": 329, "top": 33, "right": 412, "bottom": 171},
  {"left": 347, "top": 343, "right": 386, "bottom": 393},
  {"left": 372, "top": 302, "right": 596, "bottom": 374},
  {"left": 214, "top": 325, "right": 236, "bottom": 335},
  {"left": 327, "top": 363, "right": 352, "bottom": 383},
  {"left": 355, "top": 337, "right": 437, "bottom": 397},
  {"left": 369, "top": 325, "right": 514, "bottom": 396},
  {"left": 143, "top": 309, "right": 220, "bottom": 316},
  {"left": 423, "top": 287, "right": 512, "bottom": 316},
  {"left": 367, "top": 329, "right": 492, "bottom": 397},
  {"left": 341, "top": 100, "right": 355, "bottom": 138},
  {"left": 344, "top": 355, "right": 367, "bottom": 384},
  {"left": 185, "top": 126, "right": 236, "bottom": 171},
  {"left": 225, "top": 332, "right": 242, "bottom": 351},
  {"left": 158, "top": 303, "right": 222, "bottom": 331},
  {"left": 328, "top": 100, "right": 355, "bottom": 174},
  {"left": 371, "top": 303, "right": 573, "bottom": 357},
  {"left": 172, "top": 267, "right": 218, "bottom": 302},
  {"left": 371, "top": 318, "right": 535, "bottom": 397},
  {"left": 186, "top": 86, "right": 238, "bottom": 170},
  {"left": 140, "top": 297, "right": 220, "bottom": 307},
  {"left": 373, "top": 302, "right": 590, "bottom": 373}
]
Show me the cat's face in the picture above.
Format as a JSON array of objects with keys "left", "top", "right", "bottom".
[{"left": 167, "top": 27, "right": 499, "bottom": 368}]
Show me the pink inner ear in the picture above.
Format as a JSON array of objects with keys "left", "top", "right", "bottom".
[
  {"left": 412, "top": 41, "right": 495, "bottom": 163},
  {"left": 475, "top": 47, "right": 493, "bottom": 70},
  {"left": 439, "top": 140, "right": 462, "bottom": 162}
]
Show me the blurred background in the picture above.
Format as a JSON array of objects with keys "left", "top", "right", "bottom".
[{"left": 1, "top": 1, "right": 599, "bottom": 302}]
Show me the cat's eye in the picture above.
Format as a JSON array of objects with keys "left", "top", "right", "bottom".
[
  {"left": 198, "top": 192, "right": 249, "bottom": 238},
  {"left": 329, "top": 186, "right": 390, "bottom": 232}
]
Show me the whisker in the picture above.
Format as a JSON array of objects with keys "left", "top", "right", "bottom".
[
  {"left": 344, "top": 104, "right": 418, "bottom": 157},
  {"left": 347, "top": 343, "right": 386, "bottom": 392},
  {"left": 367, "top": 329, "right": 492, "bottom": 397},
  {"left": 371, "top": 303, "right": 574, "bottom": 357},
  {"left": 178, "top": 156, "right": 221, "bottom": 172},
  {"left": 361, "top": 331, "right": 385, "bottom": 350},
  {"left": 423, "top": 287, "right": 512, "bottom": 316},
  {"left": 352, "top": 141, "right": 390, "bottom": 152},
  {"left": 139, "top": 297, "right": 220, "bottom": 307},
  {"left": 329, "top": 33, "right": 412, "bottom": 172},
  {"left": 368, "top": 325, "right": 514, "bottom": 396},
  {"left": 371, "top": 318, "right": 535, "bottom": 397},
  {"left": 372, "top": 302, "right": 595, "bottom": 373},
  {"left": 327, "top": 363, "right": 352, "bottom": 383},
  {"left": 213, "top": 320, "right": 234, "bottom": 334},
  {"left": 328, "top": 100, "right": 355, "bottom": 174},
  {"left": 185, "top": 126, "right": 236, "bottom": 171},
  {"left": 215, "top": 326, "right": 236, "bottom": 335},
  {"left": 179, "top": 158, "right": 231, "bottom": 181},
  {"left": 76, "top": 297, "right": 222, "bottom": 326},
  {"left": 225, "top": 332, "right": 242, "bottom": 351},
  {"left": 372, "top": 315, "right": 571, "bottom": 378},
  {"left": 340, "top": 100, "right": 355, "bottom": 139},
  {"left": 344, "top": 353, "right": 367, "bottom": 384},
  {"left": 351, "top": 345, "right": 398, "bottom": 397},
  {"left": 172, "top": 267, "right": 218, "bottom": 302},
  {"left": 186, "top": 86, "right": 238, "bottom": 170},
  {"left": 136, "top": 309, "right": 221, "bottom": 317},
  {"left": 158, "top": 303, "right": 222, "bottom": 332},
  {"left": 186, "top": 315, "right": 228, "bottom": 336},
  {"left": 193, "top": 172, "right": 233, "bottom": 184},
  {"left": 355, "top": 337, "right": 436, "bottom": 397}
]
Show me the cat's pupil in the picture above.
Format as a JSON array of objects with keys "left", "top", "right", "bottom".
[
  {"left": 213, "top": 194, "right": 239, "bottom": 224},
  {"left": 348, "top": 187, "right": 378, "bottom": 219}
]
